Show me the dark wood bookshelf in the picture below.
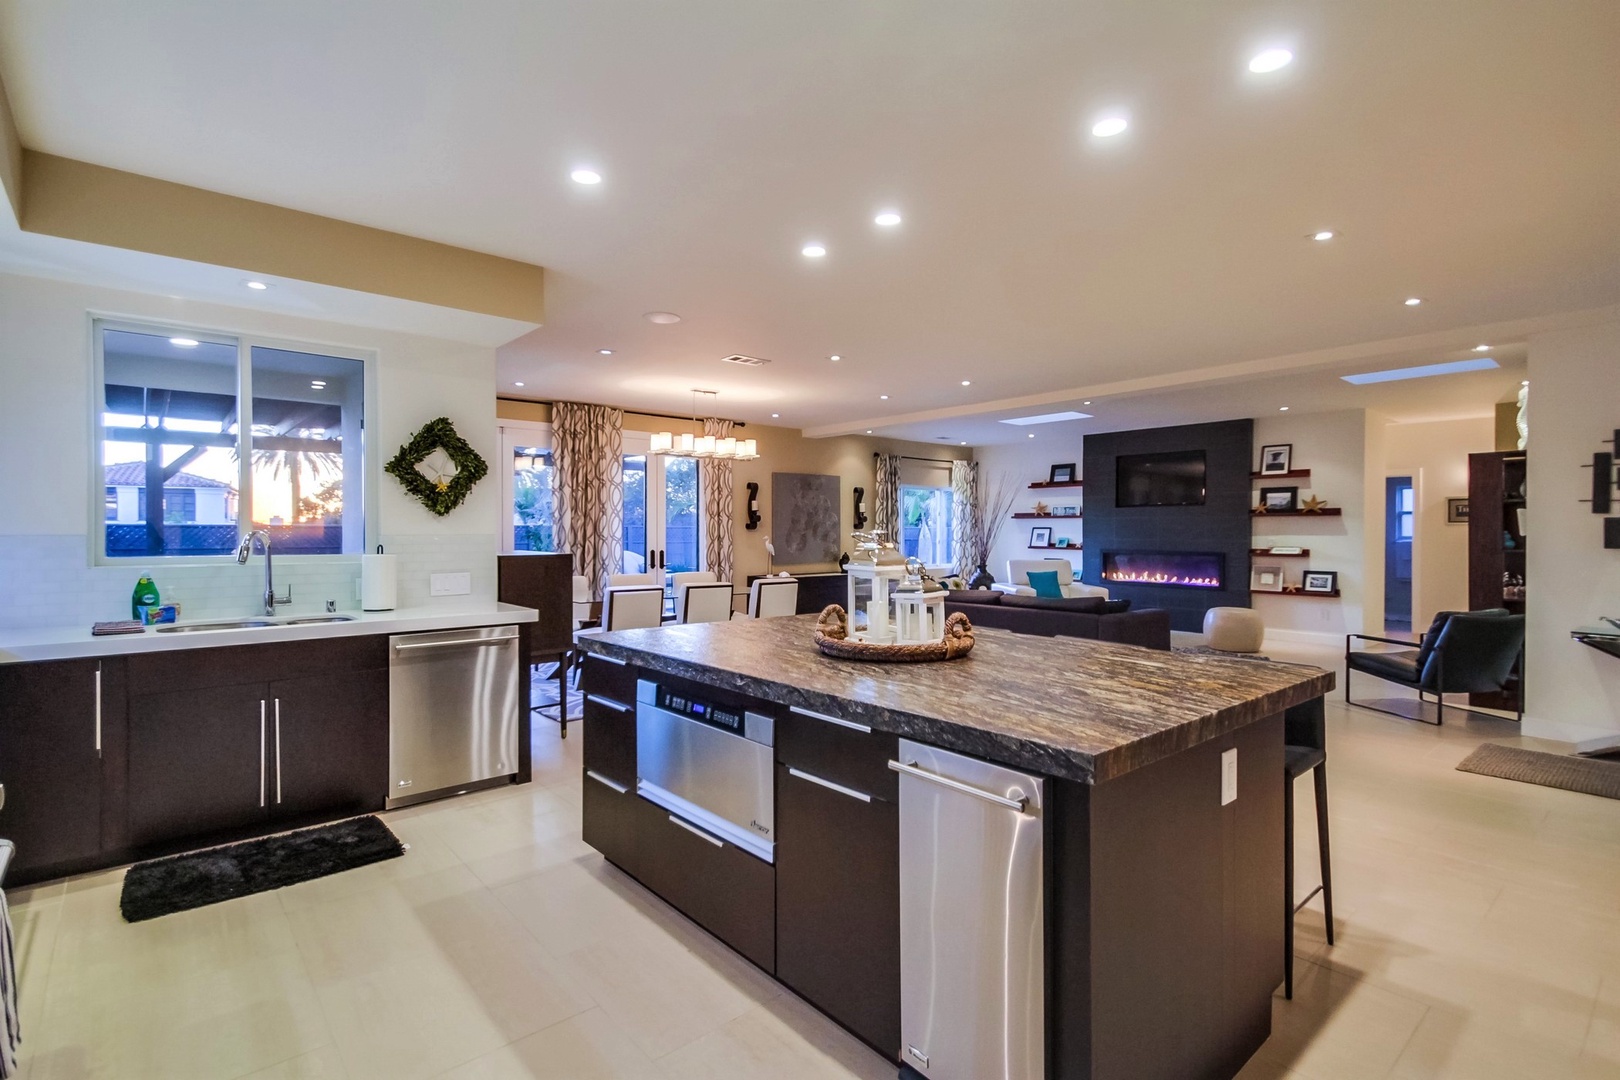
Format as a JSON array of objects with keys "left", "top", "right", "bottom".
[
  {"left": 1250, "top": 470, "right": 1312, "bottom": 480},
  {"left": 1250, "top": 548, "right": 1311, "bottom": 558},
  {"left": 1029, "top": 481, "right": 1085, "bottom": 490},
  {"left": 1013, "top": 512, "right": 1082, "bottom": 519},
  {"left": 1250, "top": 508, "right": 1342, "bottom": 517},
  {"left": 1256, "top": 590, "right": 1341, "bottom": 599}
]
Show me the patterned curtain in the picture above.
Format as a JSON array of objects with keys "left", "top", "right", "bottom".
[
  {"left": 700, "top": 417, "right": 735, "bottom": 585},
  {"left": 551, "top": 401, "right": 624, "bottom": 599},
  {"left": 873, "top": 452, "right": 902, "bottom": 541},
  {"left": 951, "top": 459, "right": 979, "bottom": 575}
]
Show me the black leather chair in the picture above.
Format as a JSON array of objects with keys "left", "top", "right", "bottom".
[
  {"left": 1345, "top": 609, "right": 1524, "bottom": 725},
  {"left": 1284, "top": 696, "right": 1332, "bottom": 1000}
]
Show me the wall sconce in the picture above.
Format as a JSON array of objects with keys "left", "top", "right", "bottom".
[
  {"left": 745, "top": 481, "right": 761, "bottom": 530},
  {"left": 852, "top": 486, "right": 867, "bottom": 529}
]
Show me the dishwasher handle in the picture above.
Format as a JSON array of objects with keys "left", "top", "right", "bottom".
[
  {"left": 888, "top": 759, "right": 1031, "bottom": 813},
  {"left": 393, "top": 632, "right": 518, "bottom": 652}
]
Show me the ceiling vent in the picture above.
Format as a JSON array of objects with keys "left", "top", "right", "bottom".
[{"left": 720, "top": 354, "right": 771, "bottom": 367}]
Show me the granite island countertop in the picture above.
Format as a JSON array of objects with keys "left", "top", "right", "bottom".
[{"left": 579, "top": 614, "right": 1334, "bottom": 783}]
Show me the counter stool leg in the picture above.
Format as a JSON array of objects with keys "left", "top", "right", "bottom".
[
  {"left": 1284, "top": 768, "right": 1296, "bottom": 1000},
  {"left": 557, "top": 655, "right": 570, "bottom": 738},
  {"left": 1314, "top": 762, "right": 1333, "bottom": 945}
]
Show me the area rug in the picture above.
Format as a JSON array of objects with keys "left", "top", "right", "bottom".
[
  {"left": 1455, "top": 743, "right": 1620, "bottom": 801},
  {"left": 119, "top": 816, "right": 405, "bottom": 922}
]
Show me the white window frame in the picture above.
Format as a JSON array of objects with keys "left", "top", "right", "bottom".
[
  {"left": 90, "top": 314, "right": 379, "bottom": 566},
  {"left": 622, "top": 430, "right": 706, "bottom": 580},
  {"left": 498, "top": 420, "right": 554, "bottom": 554}
]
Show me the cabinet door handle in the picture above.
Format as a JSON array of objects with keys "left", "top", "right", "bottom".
[
  {"left": 787, "top": 767, "right": 873, "bottom": 803},
  {"left": 93, "top": 664, "right": 103, "bottom": 757},
  {"left": 591, "top": 653, "right": 628, "bottom": 667},
  {"left": 259, "top": 700, "right": 267, "bottom": 808},
  {"left": 274, "top": 698, "right": 282, "bottom": 805},
  {"left": 790, "top": 705, "right": 872, "bottom": 733},
  {"left": 586, "top": 694, "right": 631, "bottom": 713},
  {"left": 668, "top": 814, "right": 724, "bottom": 847},
  {"left": 586, "top": 770, "right": 629, "bottom": 795}
]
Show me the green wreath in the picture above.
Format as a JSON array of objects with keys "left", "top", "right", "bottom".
[{"left": 384, "top": 417, "right": 489, "bottom": 517}]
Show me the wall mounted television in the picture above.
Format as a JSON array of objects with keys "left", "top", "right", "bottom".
[{"left": 1116, "top": 450, "right": 1208, "bottom": 507}]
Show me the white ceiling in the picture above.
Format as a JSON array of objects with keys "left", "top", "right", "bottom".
[{"left": 2, "top": 1, "right": 1616, "bottom": 435}]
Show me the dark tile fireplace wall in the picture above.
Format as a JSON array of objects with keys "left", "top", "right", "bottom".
[{"left": 1083, "top": 419, "right": 1254, "bottom": 632}]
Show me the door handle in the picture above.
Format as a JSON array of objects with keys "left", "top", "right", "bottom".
[
  {"left": 94, "top": 663, "right": 103, "bottom": 757},
  {"left": 668, "top": 814, "right": 724, "bottom": 847},
  {"left": 274, "top": 698, "right": 282, "bottom": 805},
  {"left": 887, "top": 760, "right": 1030, "bottom": 813},
  {"left": 259, "top": 700, "right": 267, "bottom": 808},
  {"left": 787, "top": 767, "right": 872, "bottom": 803}
]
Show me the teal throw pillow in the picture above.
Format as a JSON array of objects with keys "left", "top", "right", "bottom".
[{"left": 1026, "top": 570, "right": 1065, "bottom": 599}]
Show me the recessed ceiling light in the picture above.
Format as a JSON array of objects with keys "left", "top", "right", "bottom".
[
  {"left": 1312, "top": 230, "right": 1335, "bottom": 241},
  {"left": 1248, "top": 48, "right": 1293, "bottom": 73},
  {"left": 802, "top": 243, "right": 827, "bottom": 258},
  {"left": 874, "top": 211, "right": 902, "bottom": 227},
  {"left": 169, "top": 337, "right": 199, "bottom": 348},
  {"left": 961, "top": 380, "right": 971, "bottom": 386},
  {"left": 1521, "top": 380, "right": 1530, "bottom": 386},
  {"left": 1279, "top": 406, "right": 1290, "bottom": 411},
  {"left": 244, "top": 280, "right": 269, "bottom": 290},
  {"left": 771, "top": 413, "right": 780, "bottom": 418},
  {"left": 1082, "top": 400, "right": 1092, "bottom": 406},
  {"left": 880, "top": 395, "right": 889, "bottom": 400},
  {"left": 645, "top": 311, "right": 682, "bottom": 324},
  {"left": 570, "top": 168, "right": 602, "bottom": 185},
  {"left": 598, "top": 349, "right": 614, "bottom": 355},
  {"left": 829, "top": 355, "right": 841, "bottom": 361},
  {"left": 310, "top": 380, "right": 327, "bottom": 389},
  {"left": 1091, "top": 116, "right": 1128, "bottom": 138},
  {"left": 1341, "top": 357, "right": 1500, "bottom": 385},
  {"left": 1404, "top": 297, "right": 1423, "bottom": 306},
  {"left": 1474, "top": 344, "right": 1491, "bottom": 352},
  {"left": 514, "top": 382, "right": 524, "bottom": 387},
  {"left": 960, "top": 441, "right": 967, "bottom": 446},
  {"left": 999, "top": 410, "right": 1093, "bottom": 426},
  {"left": 1028, "top": 433, "right": 1035, "bottom": 439},
  {"left": 865, "top": 429, "right": 873, "bottom": 434}
]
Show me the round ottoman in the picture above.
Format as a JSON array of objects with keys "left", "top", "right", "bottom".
[{"left": 1203, "top": 607, "right": 1265, "bottom": 653}]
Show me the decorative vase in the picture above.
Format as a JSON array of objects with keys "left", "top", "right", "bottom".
[{"left": 968, "top": 563, "right": 995, "bottom": 590}]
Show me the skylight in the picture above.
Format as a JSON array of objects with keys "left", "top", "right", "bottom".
[
  {"left": 998, "top": 410, "right": 1094, "bottom": 426},
  {"left": 1340, "top": 358, "right": 1500, "bottom": 385}
]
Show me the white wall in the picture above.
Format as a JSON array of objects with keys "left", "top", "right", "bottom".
[
  {"left": 1250, "top": 409, "right": 1381, "bottom": 642},
  {"left": 974, "top": 434, "right": 1087, "bottom": 585},
  {"left": 1524, "top": 319, "right": 1620, "bottom": 741},
  {"left": 1383, "top": 416, "right": 1496, "bottom": 628},
  {"left": 0, "top": 271, "right": 500, "bottom": 627}
]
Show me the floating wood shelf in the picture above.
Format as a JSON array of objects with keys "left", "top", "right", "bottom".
[
  {"left": 1250, "top": 548, "right": 1311, "bottom": 558},
  {"left": 1255, "top": 590, "right": 1341, "bottom": 599},
  {"left": 1028, "top": 544, "right": 1081, "bottom": 550},
  {"left": 1013, "top": 512, "right": 1083, "bottom": 519},
  {"left": 1029, "top": 481, "right": 1084, "bottom": 489},
  {"left": 1251, "top": 470, "right": 1312, "bottom": 480},
  {"left": 1251, "top": 508, "right": 1342, "bottom": 517}
]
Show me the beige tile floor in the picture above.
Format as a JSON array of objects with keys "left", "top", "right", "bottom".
[{"left": 7, "top": 640, "right": 1620, "bottom": 1079}]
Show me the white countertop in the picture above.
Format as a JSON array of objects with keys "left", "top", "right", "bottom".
[{"left": 0, "top": 603, "right": 539, "bottom": 664}]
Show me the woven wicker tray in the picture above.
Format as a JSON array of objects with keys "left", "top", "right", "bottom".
[{"left": 812, "top": 605, "right": 975, "bottom": 663}]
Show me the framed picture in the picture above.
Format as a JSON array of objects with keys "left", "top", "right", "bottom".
[
  {"left": 1251, "top": 564, "right": 1286, "bottom": 592},
  {"left": 1302, "top": 571, "right": 1339, "bottom": 595},
  {"left": 1049, "top": 463, "right": 1077, "bottom": 484},
  {"left": 1259, "top": 486, "right": 1299, "bottom": 512},
  {"left": 1055, "top": 537, "right": 1072, "bottom": 548},
  {"left": 1447, "top": 498, "right": 1469, "bottom": 524},
  {"left": 1029, "top": 526, "right": 1053, "bottom": 548},
  {"left": 1259, "top": 443, "right": 1293, "bottom": 475},
  {"left": 1055, "top": 505, "right": 1079, "bottom": 517}
]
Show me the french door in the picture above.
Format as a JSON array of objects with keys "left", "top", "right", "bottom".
[{"left": 621, "top": 432, "right": 702, "bottom": 580}]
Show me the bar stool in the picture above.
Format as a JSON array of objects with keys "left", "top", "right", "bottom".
[{"left": 1284, "top": 696, "right": 1333, "bottom": 999}]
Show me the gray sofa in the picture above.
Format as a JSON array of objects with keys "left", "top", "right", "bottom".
[{"left": 944, "top": 590, "right": 1172, "bottom": 651}]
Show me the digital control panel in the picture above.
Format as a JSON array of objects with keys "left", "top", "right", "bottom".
[{"left": 656, "top": 685, "right": 745, "bottom": 734}]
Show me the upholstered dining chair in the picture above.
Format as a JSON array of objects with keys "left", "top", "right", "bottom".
[
  {"left": 1345, "top": 609, "right": 1525, "bottom": 724},
  {"left": 746, "top": 577, "right": 799, "bottom": 618},
  {"left": 571, "top": 574, "right": 592, "bottom": 630},
  {"left": 678, "top": 582, "right": 734, "bottom": 624},
  {"left": 599, "top": 586, "right": 665, "bottom": 631},
  {"left": 608, "top": 572, "right": 657, "bottom": 588}
]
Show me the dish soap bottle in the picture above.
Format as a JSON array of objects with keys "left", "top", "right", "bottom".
[{"left": 131, "top": 574, "right": 160, "bottom": 619}]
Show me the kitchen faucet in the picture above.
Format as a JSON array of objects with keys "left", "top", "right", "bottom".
[{"left": 236, "top": 530, "right": 292, "bottom": 615}]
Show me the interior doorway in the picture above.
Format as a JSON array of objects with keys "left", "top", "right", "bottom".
[{"left": 1385, "top": 476, "right": 1414, "bottom": 633}]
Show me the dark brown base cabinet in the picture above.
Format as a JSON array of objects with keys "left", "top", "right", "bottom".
[{"left": 0, "top": 635, "right": 395, "bottom": 886}]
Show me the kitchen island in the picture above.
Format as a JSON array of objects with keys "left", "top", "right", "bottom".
[{"left": 577, "top": 614, "right": 1333, "bottom": 1080}]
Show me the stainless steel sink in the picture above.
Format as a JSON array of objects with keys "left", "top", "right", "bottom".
[{"left": 155, "top": 615, "right": 356, "bottom": 633}]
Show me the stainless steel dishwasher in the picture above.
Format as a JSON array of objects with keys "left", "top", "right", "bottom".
[
  {"left": 387, "top": 625, "right": 520, "bottom": 808},
  {"left": 890, "top": 739, "right": 1045, "bottom": 1080}
]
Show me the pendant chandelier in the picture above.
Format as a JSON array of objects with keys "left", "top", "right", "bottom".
[{"left": 650, "top": 389, "right": 759, "bottom": 460}]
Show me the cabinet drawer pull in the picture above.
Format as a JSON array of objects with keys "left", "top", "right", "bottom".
[
  {"left": 787, "top": 767, "right": 873, "bottom": 803},
  {"left": 586, "top": 770, "right": 629, "bottom": 795},
  {"left": 790, "top": 705, "right": 871, "bottom": 733},
  {"left": 586, "top": 694, "right": 632, "bottom": 713},
  {"left": 590, "top": 653, "right": 629, "bottom": 667},
  {"left": 93, "top": 664, "right": 103, "bottom": 757},
  {"left": 259, "top": 700, "right": 267, "bottom": 808},
  {"left": 668, "top": 814, "right": 724, "bottom": 848},
  {"left": 274, "top": 698, "right": 282, "bottom": 805}
]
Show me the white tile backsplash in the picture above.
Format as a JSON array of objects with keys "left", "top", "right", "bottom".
[{"left": 0, "top": 533, "right": 497, "bottom": 629}]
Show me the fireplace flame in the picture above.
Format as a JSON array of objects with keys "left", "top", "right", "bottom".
[{"left": 1102, "top": 570, "right": 1222, "bottom": 589}]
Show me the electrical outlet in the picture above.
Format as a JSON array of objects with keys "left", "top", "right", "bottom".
[
  {"left": 430, "top": 572, "right": 472, "bottom": 596},
  {"left": 1221, "top": 748, "right": 1238, "bottom": 805}
]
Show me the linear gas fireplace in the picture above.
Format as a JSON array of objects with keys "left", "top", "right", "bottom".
[{"left": 1102, "top": 551, "right": 1225, "bottom": 590}]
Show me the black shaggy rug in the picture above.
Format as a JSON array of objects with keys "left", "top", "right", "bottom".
[{"left": 119, "top": 815, "right": 406, "bottom": 922}]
